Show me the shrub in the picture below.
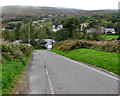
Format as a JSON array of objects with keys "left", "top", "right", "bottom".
[
  {"left": 53, "top": 40, "right": 119, "bottom": 53},
  {"left": 2, "top": 44, "right": 33, "bottom": 64},
  {"left": 1, "top": 44, "right": 33, "bottom": 94},
  {"left": 53, "top": 41, "right": 64, "bottom": 49},
  {"left": 91, "top": 42, "right": 119, "bottom": 53},
  {"left": 18, "top": 44, "right": 33, "bottom": 56},
  {"left": 57, "top": 42, "right": 78, "bottom": 51}
]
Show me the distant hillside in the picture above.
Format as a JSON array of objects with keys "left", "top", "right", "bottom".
[
  {"left": 1, "top": 6, "right": 117, "bottom": 19},
  {"left": 1, "top": 6, "right": 85, "bottom": 15}
]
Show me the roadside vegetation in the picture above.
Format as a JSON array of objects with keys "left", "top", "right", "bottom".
[
  {"left": 52, "top": 40, "right": 119, "bottom": 75},
  {"left": 1, "top": 7, "right": 120, "bottom": 93},
  {"left": 1, "top": 44, "right": 33, "bottom": 94},
  {"left": 53, "top": 40, "right": 119, "bottom": 53}
]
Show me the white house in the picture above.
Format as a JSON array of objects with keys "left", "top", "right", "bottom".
[
  {"left": 41, "top": 39, "right": 56, "bottom": 49},
  {"left": 13, "top": 40, "right": 22, "bottom": 44},
  {"left": 80, "top": 23, "right": 89, "bottom": 31},
  {"left": 86, "top": 27, "right": 116, "bottom": 34},
  {"left": 105, "top": 28, "right": 115, "bottom": 34},
  {"left": 52, "top": 25, "right": 63, "bottom": 32},
  {"left": 2, "top": 28, "right": 5, "bottom": 31}
]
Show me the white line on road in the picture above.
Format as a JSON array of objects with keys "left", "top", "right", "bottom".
[
  {"left": 46, "top": 68, "right": 54, "bottom": 94},
  {"left": 53, "top": 52, "right": 119, "bottom": 81}
]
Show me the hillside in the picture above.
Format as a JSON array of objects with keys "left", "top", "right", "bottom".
[
  {"left": 1, "top": 6, "right": 85, "bottom": 17},
  {"left": 1, "top": 6, "right": 117, "bottom": 20}
]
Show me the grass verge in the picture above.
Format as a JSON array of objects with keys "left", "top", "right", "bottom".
[
  {"left": 2, "top": 56, "right": 30, "bottom": 94},
  {"left": 52, "top": 48, "right": 119, "bottom": 75}
]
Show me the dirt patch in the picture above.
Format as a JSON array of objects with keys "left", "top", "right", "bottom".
[{"left": 11, "top": 54, "right": 33, "bottom": 94}]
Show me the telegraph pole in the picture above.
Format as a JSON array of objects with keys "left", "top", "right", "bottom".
[{"left": 28, "top": 21, "right": 30, "bottom": 44}]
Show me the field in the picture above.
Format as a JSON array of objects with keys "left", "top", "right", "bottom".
[
  {"left": 101, "top": 35, "right": 119, "bottom": 40},
  {"left": 52, "top": 49, "right": 119, "bottom": 75}
]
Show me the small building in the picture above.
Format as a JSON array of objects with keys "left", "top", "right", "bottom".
[
  {"left": 13, "top": 40, "right": 22, "bottom": 44},
  {"left": 98, "top": 27, "right": 105, "bottom": 34},
  {"left": 41, "top": 39, "right": 56, "bottom": 49},
  {"left": 52, "top": 25, "right": 63, "bottom": 32},
  {"left": 86, "top": 28, "right": 96, "bottom": 33},
  {"left": 105, "top": 28, "right": 115, "bottom": 34},
  {"left": 2, "top": 28, "right": 5, "bottom": 31},
  {"left": 80, "top": 23, "right": 89, "bottom": 31}
]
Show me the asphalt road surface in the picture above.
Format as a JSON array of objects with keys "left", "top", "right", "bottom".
[{"left": 28, "top": 50, "right": 119, "bottom": 94}]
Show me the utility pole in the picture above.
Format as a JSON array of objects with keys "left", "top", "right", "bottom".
[{"left": 28, "top": 21, "right": 30, "bottom": 44}]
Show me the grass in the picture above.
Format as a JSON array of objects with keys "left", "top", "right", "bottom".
[
  {"left": 2, "top": 56, "right": 30, "bottom": 94},
  {"left": 101, "top": 35, "right": 119, "bottom": 40},
  {"left": 52, "top": 49, "right": 119, "bottom": 75}
]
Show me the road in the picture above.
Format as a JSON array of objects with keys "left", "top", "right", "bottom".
[{"left": 28, "top": 50, "right": 118, "bottom": 94}]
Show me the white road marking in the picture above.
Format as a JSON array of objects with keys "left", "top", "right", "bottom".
[
  {"left": 53, "top": 52, "right": 119, "bottom": 81},
  {"left": 46, "top": 68, "right": 54, "bottom": 94}
]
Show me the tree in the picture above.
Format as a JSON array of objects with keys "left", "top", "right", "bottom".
[
  {"left": 114, "top": 22, "right": 120, "bottom": 33},
  {"left": 2, "top": 30, "right": 16, "bottom": 42},
  {"left": 35, "top": 27, "right": 46, "bottom": 39},
  {"left": 54, "top": 29, "right": 69, "bottom": 41},
  {"left": 63, "top": 17, "right": 81, "bottom": 39},
  {"left": 87, "top": 20, "right": 98, "bottom": 28},
  {"left": 14, "top": 23, "right": 22, "bottom": 40},
  {"left": 79, "top": 16, "right": 89, "bottom": 23}
]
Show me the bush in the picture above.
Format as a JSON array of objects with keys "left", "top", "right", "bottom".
[
  {"left": 30, "top": 39, "right": 48, "bottom": 49},
  {"left": 1, "top": 44, "right": 33, "bottom": 94},
  {"left": 53, "top": 40, "right": 119, "bottom": 53},
  {"left": 2, "top": 44, "right": 33, "bottom": 64},
  {"left": 91, "top": 42, "right": 119, "bottom": 53},
  {"left": 18, "top": 44, "right": 33, "bottom": 56}
]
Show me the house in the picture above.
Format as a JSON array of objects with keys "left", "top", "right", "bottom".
[
  {"left": 41, "top": 39, "right": 56, "bottom": 49},
  {"left": 80, "top": 23, "right": 89, "bottom": 31},
  {"left": 86, "top": 27, "right": 104, "bottom": 34},
  {"left": 86, "top": 28, "right": 96, "bottom": 33},
  {"left": 52, "top": 25, "right": 63, "bottom": 32},
  {"left": 105, "top": 28, "right": 115, "bottom": 34},
  {"left": 98, "top": 27, "right": 105, "bottom": 34},
  {"left": 94, "top": 27, "right": 106, "bottom": 34},
  {"left": 1, "top": 28, "right": 5, "bottom": 31},
  {"left": 86, "top": 27, "right": 115, "bottom": 34},
  {"left": 13, "top": 40, "right": 23, "bottom": 44}
]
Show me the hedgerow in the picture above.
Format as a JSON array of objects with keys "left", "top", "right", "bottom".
[
  {"left": 2, "top": 44, "right": 33, "bottom": 63},
  {"left": 1, "top": 44, "right": 33, "bottom": 94},
  {"left": 53, "top": 40, "right": 119, "bottom": 53}
]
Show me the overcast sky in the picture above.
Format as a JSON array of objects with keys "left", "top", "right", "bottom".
[{"left": 1, "top": 0, "right": 119, "bottom": 10}]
